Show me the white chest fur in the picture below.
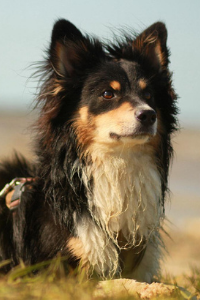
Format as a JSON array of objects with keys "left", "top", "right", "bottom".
[
  {"left": 75, "top": 146, "right": 164, "bottom": 278},
  {"left": 83, "top": 147, "right": 163, "bottom": 247}
]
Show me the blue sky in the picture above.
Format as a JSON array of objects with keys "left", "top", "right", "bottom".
[{"left": 1, "top": 0, "right": 200, "bottom": 128}]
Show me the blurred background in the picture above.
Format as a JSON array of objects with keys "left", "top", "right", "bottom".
[{"left": 0, "top": 0, "right": 200, "bottom": 278}]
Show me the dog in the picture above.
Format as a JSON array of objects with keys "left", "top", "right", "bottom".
[{"left": 0, "top": 19, "right": 178, "bottom": 283}]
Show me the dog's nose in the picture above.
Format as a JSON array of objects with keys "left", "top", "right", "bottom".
[{"left": 135, "top": 109, "right": 157, "bottom": 126}]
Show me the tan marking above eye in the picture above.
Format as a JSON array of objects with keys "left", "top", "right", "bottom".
[
  {"left": 138, "top": 79, "right": 147, "bottom": 90},
  {"left": 110, "top": 81, "right": 121, "bottom": 91}
]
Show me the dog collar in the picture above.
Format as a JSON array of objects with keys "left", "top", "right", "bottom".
[{"left": 0, "top": 178, "right": 35, "bottom": 211}]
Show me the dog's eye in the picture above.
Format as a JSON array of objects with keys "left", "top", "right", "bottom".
[
  {"left": 144, "top": 91, "right": 152, "bottom": 100},
  {"left": 102, "top": 90, "right": 114, "bottom": 100}
]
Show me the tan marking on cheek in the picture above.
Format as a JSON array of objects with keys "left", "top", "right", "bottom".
[
  {"left": 110, "top": 80, "right": 121, "bottom": 91},
  {"left": 79, "top": 106, "right": 89, "bottom": 123},
  {"left": 93, "top": 102, "right": 136, "bottom": 143},
  {"left": 95, "top": 102, "right": 133, "bottom": 122},
  {"left": 138, "top": 79, "right": 147, "bottom": 90},
  {"left": 73, "top": 106, "right": 95, "bottom": 151}
]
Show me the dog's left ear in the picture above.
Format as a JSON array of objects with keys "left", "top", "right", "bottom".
[
  {"left": 108, "top": 22, "right": 169, "bottom": 71},
  {"left": 133, "top": 22, "right": 169, "bottom": 70}
]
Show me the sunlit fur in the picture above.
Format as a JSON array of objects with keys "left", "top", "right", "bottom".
[{"left": 0, "top": 19, "right": 178, "bottom": 282}]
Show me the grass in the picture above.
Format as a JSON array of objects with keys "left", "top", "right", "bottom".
[
  {"left": 0, "top": 257, "right": 97, "bottom": 300},
  {"left": 0, "top": 258, "right": 199, "bottom": 300},
  {"left": 185, "top": 267, "right": 200, "bottom": 296}
]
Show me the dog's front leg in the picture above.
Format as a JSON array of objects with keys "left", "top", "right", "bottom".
[{"left": 67, "top": 213, "right": 120, "bottom": 278}]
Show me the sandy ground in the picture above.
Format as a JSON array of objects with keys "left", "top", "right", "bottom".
[
  {"left": 162, "top": 128, "right": 200, "bottom": 276},
  {"left": 0, "top": 111, "right": 199, "bottom": 277}
]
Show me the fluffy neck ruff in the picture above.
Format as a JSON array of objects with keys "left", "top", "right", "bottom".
[{"left": 81, "top": 144, "right": 164, "bottom": 249}]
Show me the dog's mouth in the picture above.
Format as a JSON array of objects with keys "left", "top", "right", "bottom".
[{"left": 109, "top": 130, "right": 155, "bottom": 141}]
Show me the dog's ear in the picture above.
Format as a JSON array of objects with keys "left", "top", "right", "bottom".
[
  {"left": 133, "top": 22, "right": 169, "bottom": 70},
  {"left": 49, "top": 19, "right": 104, "bottom": 77},
  {"left": 108, "top": 22, "right": 169, "bottom": 71},
  {"left": 49, "top": 19, "right": 85, "bottom": 76}
]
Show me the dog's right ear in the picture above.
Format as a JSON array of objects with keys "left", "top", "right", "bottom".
[
  {"left": 49, "top": 19, "right": 104, "bottom": 77},
  {"left": 49, "top": 19, "right": 85, "bottom": 76}
]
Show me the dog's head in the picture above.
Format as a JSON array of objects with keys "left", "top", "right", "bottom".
[{"left": 38, "top": 19, "right": 177, "bottom": 155}]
